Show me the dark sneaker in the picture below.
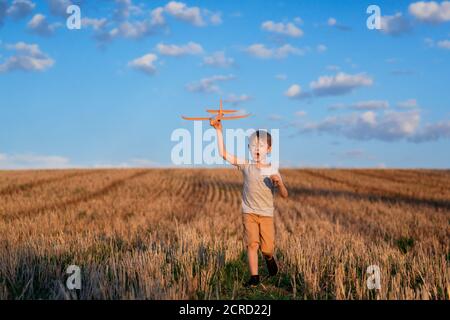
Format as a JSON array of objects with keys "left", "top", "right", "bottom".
[
  {"left": 244, "top": 275, "right": 260, "bottom": 288},
  {"left": 265, "top": 256, "right": 278, "bottom": 276}
]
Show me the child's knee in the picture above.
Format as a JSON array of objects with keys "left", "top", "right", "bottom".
[
  {"left": 247, "top": 242, "right": 259, "bottom": 251},
  {"left": 261, "top": 244, "right": 274, "bottom": 258}
]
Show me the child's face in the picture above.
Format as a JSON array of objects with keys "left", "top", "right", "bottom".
[{"left": 249, "top": 137, "right": 272, "bottom": 162}]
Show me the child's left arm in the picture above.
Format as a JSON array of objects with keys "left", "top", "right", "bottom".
[{"left": 270, "top": 174, "right": 289, "bottom": 199}]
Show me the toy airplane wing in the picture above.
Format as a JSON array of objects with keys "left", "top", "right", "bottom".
[
  {"left": 221, "top": 113, "right": 251, "bottom": 120},
  {"left": 206, "top": 109, "right": 238, "bottom": 114},
  {"left": 181, "top": 116, "right": 211, "bottom": 121},
  {"left": 182, "top": 99, "right": 251, "bottom": 121}
]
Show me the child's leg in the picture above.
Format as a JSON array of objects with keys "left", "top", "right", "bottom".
[
  {"left": 242, "top": 213, "right": 260, "bottom": 275},
  {"left": 259, "top": 216, "right": 275, "bottom": 259}
]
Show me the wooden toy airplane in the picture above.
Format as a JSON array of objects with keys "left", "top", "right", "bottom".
[{"left": 182, "top": 99, "right": 251, "bottom": 122}]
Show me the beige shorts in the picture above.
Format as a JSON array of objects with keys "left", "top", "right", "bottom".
[{"left": 242, "top": 213, "right": 275, "bottom": 258}]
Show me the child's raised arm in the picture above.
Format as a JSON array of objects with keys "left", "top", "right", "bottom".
[{"left": 210, "top": 119, "right": 246, "bottom": 166}]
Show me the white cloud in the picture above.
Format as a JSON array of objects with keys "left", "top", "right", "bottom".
[
  {"left": 230, "top": 11, "right": 242, "bottom": 18},
  {"left": 425, "top": 37, "right": 435, "bottom": 46},
  {"left": 128, "top": 53, "right": 158, "bottom": 75},
  {"left": 0, "top": 152, "right": 70, "bottom": 169},
  {"left": 351, "top": 100, "right": 390, "bottom": 110},
  {"left": 424, "top": 37, "right": 450, "bottom": 50},
  {"left": 126, "top": 158, "right": 160, "bottom": 167},
  {"left": 286, "top": 73, "right": 374, "bottom": 100},
  {"left": 409, "top": 1, "right": 450, "bottom": 23},
  {"left": 93, "top": 158, "right": 162, "bottom": 168},
  {"left": 391, "top": 69, "right": 415, "bottom": 76},
  {"left": 113, "top": 0, "right": 130, "bottom": 21},
  {"left": 224, "top": 93, "right": 251, "bottom": 106},
  {"left": 298, "top": 110, "right": 422, "bottom": 142},
  {"left": 91, "top": 1, "right": 221, "bottom": 45},
  {"left": 261, "top": 20, "right": 303, "bottom": 37},
  {"left": 269, "top": 114, "right": 283, "bottom": 121},
  {"left": 246, "top": 43, "right": 305, "bottom": 59},
  {"left": 186, "top": 74, "right": 235, "bottom": 93},
  {"left": 328, "top": 103, "right": 346, "bottom": 111},
  {"left": 27, "top": 13, "right": 60, "bottom": 36},
  {"left": 327, "top": 17, "right": 337, "bottom": 26},
  {"left": 46, "top": 0, "right": 72, "bottom": 17},
  {"left": 156, "top": 42, "right": 203, "bottom": 56},
  {"left": 203, "top": 51, "right": 234, "bottom": 68},
  {"left": 116, "top": 21, "right": 154, "bottom": 38},
  {"left": 285, "top": 84, "right": 302, "bottom": 98},
  {"left": 0, "top": 42, "right": 54, "bottom": 73},
  {"left": 93, "top": 7, "right": 162, "bottom": 43},
  {"left": 81, "top": 17, "right": 107, "bottom": 30},
  {"left": 7, "top": 0, "right": 35, "bottom": 20},
  {"left": 316, "top": 44, "right": 327, "bottom": 53},
  {"left": 294, "top": 17, "right": 303, "bottom": 24},
  {"left": 360, "top": 111, "right": 377, "bottom": 125},
  {"left": 385, "top": 58, "right": 399, "bottom": 64},
  {"left": 113, "top": 0, "right": 143, "bottom": 22},
  {"left": 95, "top": 20, "right": 157, "bottom": 43},
  {"left": 330, "top": 100, "right": 409, "bottom": 111},
  {"left": 149, "top": 1, "right": 221, "bottom": 27},
  {"left": 295, "top": 110, "right": 307, "bottom": 117},
  {"left": 310, "top": 72, "right": 373, "bottom": 96},
  {"left": 327, "top": 17, "right": 351, "bottom": 31},
  {"left": 398, "top": 99, "right": 419, "bottom": 108},
  {"left": 412, "top": 120, "right": 450, "bottom": 142},
  {"left": 164, "top": 1, "right": 204, "bottom": 26},
  {"left": 275, "top": 74, "right": 287, "bottom": 80},
  {"left": 164, "top": 1, "right": 222, "bottom": 27},
  {"left": 209, "top": 11, "right": 222, "bottom": 25},
  {"left": 326, "top": 65, "right": 340, "bottom": 71},
  {"left": 380, "top": 13, "right": 413, "bottom": 36},
  {"left": 437, "top": 39, "right": 450, "bottom": 49},
  {"left": 0, "top": 0, "right": 6, "bottom": 27},
  {"left": 150, "top": 7, "right": 165, "bottom": 26}
]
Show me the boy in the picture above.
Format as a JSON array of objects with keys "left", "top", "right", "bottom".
[{"left": 210, "top": 119, "right": 289, "bottom": 287}]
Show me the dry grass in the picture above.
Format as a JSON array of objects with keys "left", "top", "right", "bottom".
[{"left": 0, "top": 168, "right": 449, "bottom": 300}]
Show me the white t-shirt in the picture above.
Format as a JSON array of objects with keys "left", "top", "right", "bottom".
[{"left": 237, "top": 162, "right": 280, "bottom": 217}]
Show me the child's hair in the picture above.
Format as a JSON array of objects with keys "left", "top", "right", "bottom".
[{"left": 249, "top": 130, "right": 272, "bottom": 147}]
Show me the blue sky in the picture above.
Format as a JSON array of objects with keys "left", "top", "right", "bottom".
[{"left": 0, "top": 0, "right": 449, "bottom": 169}]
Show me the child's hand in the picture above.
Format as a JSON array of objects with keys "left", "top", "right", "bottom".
[
  {"left": 271, "top": 174, "right": 289, "bottom": 198},
  {"left": 210, "top": 118, "right": 222, "bottom": 130},
  {"left": 270, "top": 174, "right": 282, "bottom": 187}
]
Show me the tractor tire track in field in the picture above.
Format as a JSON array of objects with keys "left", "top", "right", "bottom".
[
  {"left": 349, "top": 170, "right": 450, "bottom": 192},
  {"left": 299, "top": 170, "right": 450, "bottom": 211},
  {"left": 167, "top": 171, "right": 242, "bottom": 223},
  {"left": 1, "top": 170, "right": 151, "bottom": 222},
  {"left": 285, "top": 192, "right": 392, "bottom": 243},
  {"left": 281, "top": 175, "right": 400, "bottom": 243},
  {"left": 378, "top": 169, "right": 450, "bottom": 187},
  {"left": 185, "top": 171, "right": 213, "bottom": 219},
  {"left": 0, "top": 170, "right": 102, "bottom": 197},
  {"left": 137, "top": 169, "right": 170, "bottom": 203}
]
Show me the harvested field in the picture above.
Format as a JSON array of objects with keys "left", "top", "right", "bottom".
[{"left": 0, "top": 169, "right": 448, "bottom": 299}]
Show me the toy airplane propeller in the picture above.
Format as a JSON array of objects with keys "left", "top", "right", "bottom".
[{"left": 182, "top": 99, "right": 251, "bottom": 122}]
